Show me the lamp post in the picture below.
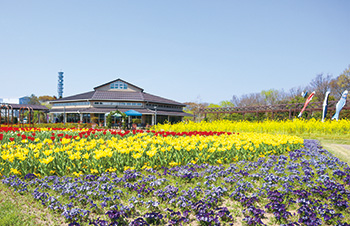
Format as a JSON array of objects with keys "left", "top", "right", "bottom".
[{"left": 154, "top": 106, "right": 157, "bottom": 125}]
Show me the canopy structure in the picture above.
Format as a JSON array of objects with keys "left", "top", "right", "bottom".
[{"left": 124, "top": 110, "right": 142, "bottom": 116}]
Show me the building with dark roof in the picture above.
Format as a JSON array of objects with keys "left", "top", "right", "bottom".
[{"left": 50, "top": 79, "right": 191, "bottom": 126}]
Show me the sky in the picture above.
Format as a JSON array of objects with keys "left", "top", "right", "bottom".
[{"left": 1, "top": 0, "right": 349, "bottom": 104}]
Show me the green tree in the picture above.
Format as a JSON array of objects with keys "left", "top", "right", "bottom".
[
  {"left": 28, "top": 94, "right": 40, "bottom": 105},
  {"left": 333, "top": 65, "right": 350, "bottom": 96},
  {"left": 261, "top": 89, "right": 281, "bottom": 105},
  {"left": 106, "top": 110, "right": 127, "bottom": 129},
  {"left": 38, "top": 95, "right": 56, "bottom": 103},
  {"left": 219, "top": 100, "right": 235, "bottom": 107},
  {"left": 207, "top": 103, "right": 221, "bottom": 108}
]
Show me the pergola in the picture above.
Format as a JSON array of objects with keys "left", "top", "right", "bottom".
[
  {"left": 0, "top": 103, "right": 49, "bottom": 125},
  {"left": 197, "top": 100, "right": 350, "bottom": 120}
]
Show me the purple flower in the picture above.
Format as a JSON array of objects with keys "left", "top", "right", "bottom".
[{"left": 129, "top": 217, "right": 150, "bottom": 226}]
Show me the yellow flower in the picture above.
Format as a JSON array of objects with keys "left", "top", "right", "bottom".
[
  {"left": 80, "top": 153, "right": 88, "bottom": 159},
  {"left": 40, "top": 156, "right": 55, "bottom": 164},
  {"left": 73, "top": 171, "right": 83, "bottom": 177},
  {"left": 90, "top": 169, "right": 98, "bottom": 174},
  {"left": 105, "top": 167, "right": 117, "bottom": 172},
  {"left": 146, "top": 149, "right": 157, "bottom": 158},
  {"left": 43, "top": 149, "right": 53, "bottom": 156},
  {"left": 169, "top": 161, "right": 179, "bottom": 167},
  {"left": 68, "top": 155, "right": 75, "bottom": 160},
  {"left": 132, "top": 152, "right": 142, "bottom": 159},
  {"left": 10, "top": 168, "right": 21, "bottom": 175},
  {"left": 61, "top": 138, "right": 71, "bottom": 145},
  {"left": 124, "top": 166, "right": 135, "bottom": 171}
]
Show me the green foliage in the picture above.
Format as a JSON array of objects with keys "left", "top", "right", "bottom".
[
  {"left": 90, "top": 115, "right": 98, "bottom": 124},
  {"left": 106, "top": 110, "right": 127, "bottom": 129},
  {"left": 106, "top": 113, "right": 113, "bottom": 129},
  {"left": 261, "top": 89, "right": 280, "bottom": 105},
  {"left": 38, "top": 95, "right": 56, "bottom": 103},
  {"left": 31, "top": 112, "right": 46, "bottom": 124},
  {"left": 223, "top": 113, "right": 243, "bottom": 121},
  {"left": 219, "top": 100, "right": 235, "bottom": 107},
  {"left": 28, "top": 94, "right": 41, "bottom": 105},
  {"left": 132, "top": 118, "right": 141, "bottom": 124},
  {"left": 207, "top": 103, "right": 221, "bottom": 108},
  {"left": 337, "top": 65, "right": 350, "bottom": 90}
]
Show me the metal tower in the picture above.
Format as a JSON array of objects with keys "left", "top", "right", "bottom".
[{"left": 58, "top": 71, "right": 64, "bottom": 98}]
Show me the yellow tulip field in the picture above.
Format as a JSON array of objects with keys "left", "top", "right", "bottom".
[{"left": 0, "top": 125, "right": 303, "bottom": 178}]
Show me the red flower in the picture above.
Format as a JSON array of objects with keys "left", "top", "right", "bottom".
[
  {"left": 0, "top": 134, "right": 3, "bottom": 141},
  {"left": 9, "top": 137, "right": 15, "bottom": 142},
  {"left": 21, "top": 134, "right": 27, "bottom": 140}
]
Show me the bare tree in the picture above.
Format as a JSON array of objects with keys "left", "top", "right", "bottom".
[
  {"left": 309, "top": 73, "right": 333, "bottom": 101},
  {"left": 231, "top": 95, "right": 241, "bottom": 107},
  {"left": 288, "top": 86, "right": 308, "bottom": 98},
  {"left": 239, "top": 93, "right": 264, "bottom": 107}
]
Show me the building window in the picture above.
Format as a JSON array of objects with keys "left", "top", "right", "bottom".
[
  {"left": 53, "top": 102, "right": 89, "bottom": 106},
  {"left": 93, "top": 102, "right": 142, "bottom": 106},
  {"left": 110, "top": 81, "right": 128, "bottom": 90}
]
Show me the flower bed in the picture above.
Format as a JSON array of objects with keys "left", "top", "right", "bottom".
[
  {"left": 153, "top": 119, "right": 350, "bottom": 136},
  {"left": 2, "top": 140, "right": 350, "bottom": 225},
  {"left": 0, "top": 127, "right": 303, "bottom": 177}
]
